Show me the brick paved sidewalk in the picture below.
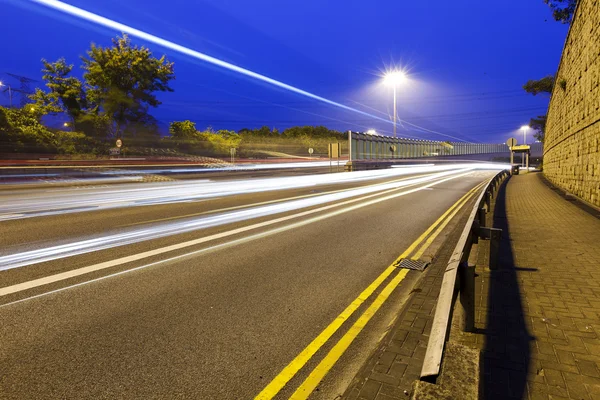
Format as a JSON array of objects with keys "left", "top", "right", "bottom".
[{"left": 456, "top": 172, "right": 600, "bottom": 400}]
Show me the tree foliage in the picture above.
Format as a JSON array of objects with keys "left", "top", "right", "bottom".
[
  {"left": 82, "top": 34, "right": 174, "bottom": 139},
  {"left": 529, "top": 115, "right": 547, "bottom": 142},
  {"left": 30, "top": 58, "right": 86, "bottom": 123},
  {"left": 0, "top": 106, "right": 56, "bottom": 153},
  {"left": 544, "top": 0, "right": 578, "bottom": 23},
  {"left": 523, "top": 75, "right": 555, "bottom": 95}
]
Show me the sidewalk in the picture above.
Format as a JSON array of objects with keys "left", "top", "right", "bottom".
[
  {"left": 455, "top": 172, "right": 600, "bottom": 400},
  {"left": 343, "top": 171, "right": 600, "bottom": 400}
]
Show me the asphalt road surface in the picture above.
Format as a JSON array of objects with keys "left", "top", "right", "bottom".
[{"left": 0, "top": 164, "right": 499, "bottom": 399}]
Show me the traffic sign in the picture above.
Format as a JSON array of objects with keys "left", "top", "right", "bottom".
[
  {"left": 511, "top": 145, "right": 530, "bottom": 151},
  {"left": 506, "top": 137, "right": 517, "bottom": 148},
  {"left": 109, "top": 148, "right": 120, "bottom": 156},
  {"left": 308, "top": 148, "right": 314, "bottom": 155},
  {"left": 116, "top": 139, "right": 123, "bottom": 148}
]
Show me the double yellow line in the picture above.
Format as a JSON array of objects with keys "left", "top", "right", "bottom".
[{"left": 255, "top": 180, "right": 487, "bottom": 400}]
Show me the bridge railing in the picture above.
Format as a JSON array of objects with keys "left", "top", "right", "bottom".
[{"left": 420, "top": 169, "right": 510, "bottom": 381}]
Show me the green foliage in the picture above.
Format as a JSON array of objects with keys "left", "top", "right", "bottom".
[
  {"left": 523, "top": 76, "right": 555, "bottom": 95},
  {"left": 82, "top": 34, "right": 175, "bottom": 138},
  {"left": 30, "top": 58, "right": 87, "bottom": 122},
  {"left": 167, "top": 122, "right": 243, "bottom": 156},
  {"left": 0, "top": 106, "right": 56, "bottom": 153},
  {"left": 54, "top": 130, "right": 95, "bottom": 154},
  {"left": 169, "top": 120, "right": 198, "bottom": 139},
  {"left": 544, "top": 0, "right": 577, "bottom": 23},
  {"left": 529, "top": 115, "right": 547, "bottom": 143},
  {"left": 558, "top": 79, "right": 567, "bottom": 91}
]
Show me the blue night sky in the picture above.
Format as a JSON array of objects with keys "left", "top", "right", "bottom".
[{"left": 2, "top": 0, "right": 568, "bottom": 143}]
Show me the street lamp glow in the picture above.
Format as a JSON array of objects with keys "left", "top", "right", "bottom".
[
  {"left": 366, "top": 129, "right": 377, "bottom": 135},
  {"left": 383, "top": 70, "right": 406, "bottom": 87},
  {"left": 521, "top": 125, "right": 530, "bottom": 131}
]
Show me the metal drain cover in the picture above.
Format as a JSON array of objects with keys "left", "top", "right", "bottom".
[{"left": 396, "top": 259, "right": 429, "bottom": 271}]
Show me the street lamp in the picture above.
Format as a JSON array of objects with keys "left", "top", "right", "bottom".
[
  {"left": 0, "top": 81, "right": 12, "bottom": 108},
  {"left": 366, "top": 129, "right": 377, "bottom": 135},
  {"left": 383, "top": 70, "right": 406, "bottom": 138},
  {"left": 521, "top": 125, "right": 529, "bottom": 167}
]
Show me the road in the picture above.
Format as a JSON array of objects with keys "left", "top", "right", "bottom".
[{"left": 0, "top": 164, "right": 498, "bottom": 399}]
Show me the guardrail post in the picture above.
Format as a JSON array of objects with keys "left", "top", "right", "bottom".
[
  {"left": 488, "top": 228, "right": 502, "bottom": 270},
  {"left": 484, "top": 191, "right": 491, "bottom": 211},
  {"left": 458, "top": 261, "right": 475, "bottom": 332},
  {"left": 477, "top": 208, "right": 486, "bottom": 228}
]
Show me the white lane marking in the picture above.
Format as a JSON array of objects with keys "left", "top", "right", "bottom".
[{"left": 0, "top": 171, "right": 477, "bottom": 299}]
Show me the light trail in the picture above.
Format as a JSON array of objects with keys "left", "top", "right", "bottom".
[
  {"left": 0, "top": 168, "right": 478, "bottom": 272},
  {"left": 0, "top": 164, "right": 507, "bottom": 220},
  {"left": 27, "top": 0, "right": 468, "bottom": 142}
]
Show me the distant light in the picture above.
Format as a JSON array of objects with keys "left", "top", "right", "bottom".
[
  {"left": 0, "top": 81, "right": 3, "bottom": 87},
  {"left": 366, "top": 129, "right": 377, "bottom": 135},
  {"left": 521, "top": 125, "right": 530, "bottom": 130},
  {"left": 383, "top": 70, "right": 406, "bottom": 87},
  {"left": 63, "top": 122, "right": 69, "bottom": 127}
]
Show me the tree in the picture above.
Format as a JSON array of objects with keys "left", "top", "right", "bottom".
[
  {"left": 82, "top": 34, "right": 175, "bottom": 139},
  {"left": 169, "top": 120, "right": 198, "bottom": 139},
  {"left": 30, "top": 58, "right": 87, "bottom": 125},
  {"left": 0, "top": 106, "right": 57, "bottom": 153},
  {"left": 523, "top": 75, "right": 555, "bottom": 95},
  {"left": 523, "top": 76, "right": 554, "bottom": 142},
  {"left": 529, "top": 115, "right": 547, "bottom": 142},
  {"left": 544, "top": 0, "right": 578, "bottom": 23}
]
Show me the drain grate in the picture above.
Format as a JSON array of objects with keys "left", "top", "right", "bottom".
[{"left": 396, "top": 259, "right": 429, "bottom": 271}]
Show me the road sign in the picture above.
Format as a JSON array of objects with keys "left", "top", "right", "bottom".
[
  {"left": 308, "top": 147, "right": 314, "bottom": 155},
  {"left": 116, "top": 139, "right": 123, "bottom": 148},
  {"left": 109, "top": 148, "right": 120, "bottom": 156},
  {"left": 511, "top": 145, "right": 530, "bottom": 151},
  {"left": 328, "top": 143, "right": 340, "bottom": 158},
  {"left": 389, "top": 145, "right": 397, "bottom": 152},
  {"left": 506, "top": 138, "right": 517, "bottom": 148}
]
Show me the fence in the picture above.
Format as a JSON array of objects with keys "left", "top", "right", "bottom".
[{"left": 347, "top": 131, "right": 543, "bottom": 161}]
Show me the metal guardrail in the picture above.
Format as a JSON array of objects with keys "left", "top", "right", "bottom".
[{"left": 420, "top": 169, "right": 510, "bottom": 380}]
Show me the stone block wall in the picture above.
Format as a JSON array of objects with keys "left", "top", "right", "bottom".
[{"left": 544, "top": 0, "right": 600, "bottom": 207}]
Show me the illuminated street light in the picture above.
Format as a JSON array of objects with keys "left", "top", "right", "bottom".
[
  {"left": 383, "top": 70, "right": 407, "bottom": 138},
  {"left": 64, "top": 122, "right": 69, "bottom": 127},
  {"left": 366, "top": 129, "right": 377, "bottom": 135}
]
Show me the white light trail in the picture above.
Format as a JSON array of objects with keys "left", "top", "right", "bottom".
[
  {"left": 0, "top": 164, "right": 506, "bottom": 220},
  {"left": 26, "top": 0, "right": 469, "bottom": 141},
  {"left": 0, "top": 168, "right": 477, "bottom": 271},
  {"left": 29, "top": 0, "right": 393, "bottom": 126}
]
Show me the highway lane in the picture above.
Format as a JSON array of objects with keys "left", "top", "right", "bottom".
[{"left": 0, "top": 166, "right": 498, "bottom": 399}]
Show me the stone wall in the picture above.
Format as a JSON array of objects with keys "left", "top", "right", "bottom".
[{"left": 544, "top": 0, "right": 600, "bottom": 207}]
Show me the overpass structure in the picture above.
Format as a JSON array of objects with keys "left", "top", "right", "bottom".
[{"left": 347, "top": 131, "right": 543, "bottom": 161}]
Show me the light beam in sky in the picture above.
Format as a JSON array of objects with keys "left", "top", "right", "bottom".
[{"left": 28, "top": 0, "right": 468, "bottom": 142}]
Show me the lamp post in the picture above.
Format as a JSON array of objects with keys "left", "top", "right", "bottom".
[
  {"left": 0, "top": 81, "right": 12, "bottom": 108},
  {"left": 521, "top": 125, "right": 529, "bottom": 167},
  {"left": 383, "top": 70, "right": 406, "bottom": 138}
]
